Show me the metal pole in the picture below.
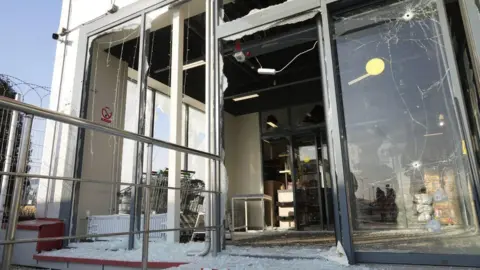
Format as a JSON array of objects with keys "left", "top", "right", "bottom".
[
  {"left": 142, "top": 143, "right": 153, "bottom": 270},
  {"left": 129, "top": 13, "right": 147, "bottom": 250},
  {"left": 212, "top": 0, "right": 221, "bottom": 255},
  {"left": 318, "top": 4, "right": 355, "bottom": 262},
  {"left": 187, "top": 0, "right": 214, "bottom": 257},
  {"left": 0, "top": 94, "right": 21, "bottom": 216},
  {"left": 2, "top": 114, "right": 33, "bottom": 270},
  {"left": 0, "top": 225, "right": 220, "bottom": 245},
  {"left": 0, "top": 171, "right": 219, "bottom": 194},
  {"left": 166, "top": 5, "right": 185, "bottom": 244}
]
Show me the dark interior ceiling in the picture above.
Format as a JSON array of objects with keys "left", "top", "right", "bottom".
[
  {"left": 221, "top": 0, "right": 288, "bottom": 22},
  {"left": 107, "top": 0, "right": 323, "bottom": 116}
]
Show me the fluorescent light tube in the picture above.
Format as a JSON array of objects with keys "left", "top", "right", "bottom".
[
  {"left": 267, "top": 121, "right": 278, "bottom": 128},
  {"left": 183, "top": 60, "right": 205, "bottom": 70},
  {"left": 233, "top": 94, "right": 259, "bottom": 102},
  {"left": 258, "top": 68, "right": 277, "bottom": 75}
]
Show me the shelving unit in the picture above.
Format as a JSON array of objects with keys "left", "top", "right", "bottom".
[{"left": 276, "top": 151, "right": 295, "bottom": 228}]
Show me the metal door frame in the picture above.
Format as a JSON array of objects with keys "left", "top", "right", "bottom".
[
  {"left": 318, "top": 0, "right": 480, "bottom": 267},
  {"left": 214, "top": 0, "right": 355, "bottom": 262},
  {"left": 70, "top": 0, "right": 222, "bottom": 252}
]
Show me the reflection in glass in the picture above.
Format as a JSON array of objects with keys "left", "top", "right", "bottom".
[
  {"left": 188, "top": 107, "right": 207, "bottom": 182},
  {"left": 152, "top": 93, "right": 187, "bottom": 172},
  {"left": 291, "top": 103, "right": 324, "bottom": 129},
  {"left": 333, "top": 0, "right": 480, "bottom": 254}
]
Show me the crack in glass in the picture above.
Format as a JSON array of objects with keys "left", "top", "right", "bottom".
[{"left": 333, "top": 0, "right": 479, "bottom": 253}]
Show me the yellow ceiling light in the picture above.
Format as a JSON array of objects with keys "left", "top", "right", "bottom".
[{"left": 348, "top": 58, "right": 386, "bottom": 85}]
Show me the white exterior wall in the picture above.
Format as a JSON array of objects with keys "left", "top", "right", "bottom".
[
  {"left": 224, "top": 113, "right": 264, "bottom": 229},
  {"left": 75, "top": 47, "right": 128, "bottom": 234}
]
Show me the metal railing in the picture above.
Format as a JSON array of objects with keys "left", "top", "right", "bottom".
[{"left": 0, "top": 96, "right": 221, "bottom": 269}]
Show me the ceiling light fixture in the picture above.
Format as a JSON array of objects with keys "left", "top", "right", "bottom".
[
  {"left": 257, "top": 41, "right": 318, "bottom": 76},
  {"left": 266, "top": 115, "right": 278, "bottom": 129},
  {"left": 232, "top": 94, "right": 259, "bottom": 102},
  {"left": 183, "top": 60, "right": 206, "bottom": 71},
  {"left": 267, "top": 122, "right": 278, "bottom": 128}
]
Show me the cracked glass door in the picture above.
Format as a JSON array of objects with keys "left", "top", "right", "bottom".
[{"left": 332, "top": 0, "right": 480, "bottom": 254}]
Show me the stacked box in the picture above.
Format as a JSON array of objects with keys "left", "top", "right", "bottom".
[{"left": 434, "top": 169, "right": 462, "bottom": 225}]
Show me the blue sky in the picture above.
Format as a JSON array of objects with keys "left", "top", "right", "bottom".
[
  {"left": 0, "top": 1, "right": 61, "bottom": 173},
  {"left": 0, "top": 1, "right": 61, "bottom": 90}
]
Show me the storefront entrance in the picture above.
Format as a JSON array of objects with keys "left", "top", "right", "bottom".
[
  {"left": 261, "top": 130, "right": 334, "bottom": 232},
  {"left": 218, "top": 0, "right": 480, "bottom": 267}
]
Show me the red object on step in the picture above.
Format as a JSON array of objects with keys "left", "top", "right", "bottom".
[
  {"left": 33, "top": 255, "right": 188, "bottom": 268},
  {"left": 17, "top": 218, "right": 64, "bottom": 252}
]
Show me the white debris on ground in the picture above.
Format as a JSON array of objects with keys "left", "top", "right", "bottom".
[
  {"left": 173, "top": 256, "right": 366, "bottom": 270},
  {"left": 32, "top": 240, "right": 477, "bottom": 270},
  {"left": 38, "top": 239, "right": 355, "bottom": 269}
]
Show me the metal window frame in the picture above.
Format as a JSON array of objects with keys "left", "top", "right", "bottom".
[
  {"left": 459, "top": 0, "right": 480, "bottom": 207},
  {"left": 215, "top": 0, "right": 357, "bottom": 262},
  {"left": 68, "top": 0, "right": 220, "bottom": 252},
  {"left": 319, "top": 0, "right": 480, "bottom": 267},
  {"left": 215, "top": 0, "right": 480, "bottom": 266},
  {"left": 317, "top": 2, "right": 355, "bottom": 263}
]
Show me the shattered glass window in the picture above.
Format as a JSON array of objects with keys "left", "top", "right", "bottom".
[
  {"left": 80, "top": 18, "right": 142, "bottom": 218},
  {"left": 333, "top": 0, "right": 480, "bottom": 253},
  {"left": 221, "top": 0, "right": 288, "bottom": 22}
]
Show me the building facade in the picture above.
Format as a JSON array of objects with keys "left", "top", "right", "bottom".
[{"left": 37, "top": 0, "right": 480, "bottom": 267}]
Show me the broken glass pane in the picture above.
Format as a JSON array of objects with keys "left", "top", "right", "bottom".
[
  {"left": 333, "top": 0, "right": 480, "bottom": 254},
  {"left": 220, "top": 0, "right": 288, "bottom": 22}
]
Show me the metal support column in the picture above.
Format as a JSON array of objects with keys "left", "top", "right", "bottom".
[
  {"left": 206, "top": 0, "right": 216, "bottom": 256},
  {"left": 212, "top": 0, "right": 222, "bottom": 255},
  {"left": 129, "top": 13, "right": 147, "bottom": 250},
  {"left": 437, "top": 0, "right": 480, "bottom": 224},
  {"left": 166, "top": 6, "right": 185, "bottom": 243},
  {"left": 2, "top": 114, "right": 33, "bottom": 270},
  {"left": 141, "top": 142, "right": 153, "bottom": 269},
  {"left": 318, "top": 2, "right": 355, "bottom": 262},
  {"left": 142, "top": 76, "right": 155, "bottom": 269},
  {"left": 0, "top": 94, "right": 21, "bottom": 216}
]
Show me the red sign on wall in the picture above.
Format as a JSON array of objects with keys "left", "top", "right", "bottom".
[{"left": 101, "top": 106, "right": 113, "bottom": 123}]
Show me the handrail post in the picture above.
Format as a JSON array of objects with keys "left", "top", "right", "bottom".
[
  {"left": 0, "top": 94, "right": 21, "bottom": 217},
  {"left": 2, "top": 114, "right": 33, "bottom": 269},
  {"left": 142, "top": 143, "right": 153, "bottom": 270}
]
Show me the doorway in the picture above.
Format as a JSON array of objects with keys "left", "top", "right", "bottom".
[
  {"left": 222, "top": 14, "right": 336, "bottom": 246},
  {"left": 262, "top": 131, "right": 334, "bottom": 232}
]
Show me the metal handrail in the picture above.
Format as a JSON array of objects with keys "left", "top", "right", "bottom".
[
  {"left": 0, "top": 96, "right": 220, "bottom": 160},
  {"left": 0, "top": 172, "right": 219, "bottom": 194},
  {"left": 0, "top": 226, "right": 220, "bottom": 245}
]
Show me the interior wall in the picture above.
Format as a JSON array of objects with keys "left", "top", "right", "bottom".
[
  {"left": 76, "top": 47, "right": 128, "bottom": 235},
  {"left": 224, "top": 112, "right": 264, "bottom": 229}
]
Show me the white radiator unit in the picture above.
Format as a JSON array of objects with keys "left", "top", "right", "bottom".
[{"left": 87, "top": 214, "right": 168, "bottom": 240}]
